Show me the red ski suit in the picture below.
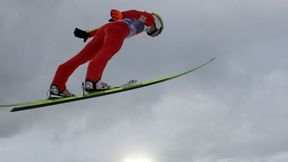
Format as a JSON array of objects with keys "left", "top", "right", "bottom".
[{"left": 52, "top": 10, "right": 155, "bottom": 91}]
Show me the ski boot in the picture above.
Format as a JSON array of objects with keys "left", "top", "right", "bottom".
[
  {"left": 82, "top": 80, "right": 112, "bottom": 94},
  {"left": 48, "top": 84, "right": 75, "bottom": 99}
]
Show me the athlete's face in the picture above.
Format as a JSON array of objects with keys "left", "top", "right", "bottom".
[{"left": 146, "top": 24, "right": 160, "bottom": 37}]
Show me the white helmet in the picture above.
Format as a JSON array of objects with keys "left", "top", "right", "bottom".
[{"left": 147, "top": 12, "right": 164, "bottom": 36}]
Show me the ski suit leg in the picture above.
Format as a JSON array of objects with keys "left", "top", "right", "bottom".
[
  {"left": 85, "top": 22, "right": 129, "bottom": 82},
  {"left": 51, "top": 29, "right": 105, "bottom": 91}
]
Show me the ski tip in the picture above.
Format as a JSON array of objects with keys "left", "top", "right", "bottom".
[{"left": 210, "top": 57, "right": 216, "bottom": 62}]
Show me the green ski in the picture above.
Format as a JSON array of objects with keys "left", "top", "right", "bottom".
[{"left": 1, "top": 58, "right": 215, "bottom": 112}]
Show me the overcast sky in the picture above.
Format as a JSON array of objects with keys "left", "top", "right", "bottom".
[{"left": 1, "top": 0, "right": 288, "bottom": 162}]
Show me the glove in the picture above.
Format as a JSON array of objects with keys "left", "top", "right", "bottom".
[
  {"left": 74, "top": 28, "right": 90, "bottom": 42},
  {"left": 110, "top": 9, "right": 123, "bottom": 21}
]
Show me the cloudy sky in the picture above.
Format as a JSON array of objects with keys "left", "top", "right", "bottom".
[{"left": 1, "top": 0, "right": 288, "bottom": 162}]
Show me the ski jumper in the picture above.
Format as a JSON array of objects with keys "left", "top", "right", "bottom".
[{"left": 51, "top": 10, "right": 155, "bottom": 92}]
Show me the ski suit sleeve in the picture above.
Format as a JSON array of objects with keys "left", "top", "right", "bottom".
[
  {"left": 87, "top": 28, "right": 99, "bottom": 37},
  {"left": 121, "top": 10, "right": 155, "bottom": 27}
]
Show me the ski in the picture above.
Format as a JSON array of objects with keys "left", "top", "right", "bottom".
[{"left": 0, "top": 58, "right": 215, "bottom": 112}]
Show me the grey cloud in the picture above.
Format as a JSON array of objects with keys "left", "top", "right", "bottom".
[{"left": 1, "top": 0, "right": 288, "bottom": 162}]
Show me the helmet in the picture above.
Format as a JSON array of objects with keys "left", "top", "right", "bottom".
[{"left": 146, "top": 12, "right": 164, "bottom": 36}]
